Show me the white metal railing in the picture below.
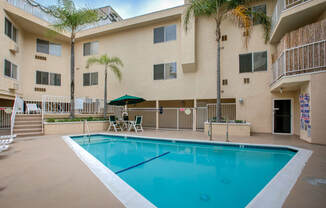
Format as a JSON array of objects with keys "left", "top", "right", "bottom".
[
  {"left": 6, "top": 0, "right": 114, "bottom": 31},
  {"left": 10, "top": 96, "right": 21, "bottom": 136},
  {"left": 0, "top": 107, "right": 12, "bottom": 129},
  {"left": 272, "top": 39, "right": 326, "bottom": 82},
  {"left": 271, "top": 0, "right": 311, "bottom": 34}
]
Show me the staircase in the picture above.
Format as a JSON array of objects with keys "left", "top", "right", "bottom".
[{"left": 13, "top": 114, "right": 43, "bottom": 137}]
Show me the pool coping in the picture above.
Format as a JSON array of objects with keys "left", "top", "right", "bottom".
[{"left": 62, "top": 133, "right": 312, "bottom": 208}]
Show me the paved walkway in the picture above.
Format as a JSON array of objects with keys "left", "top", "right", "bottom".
[{"left": 0, "top": 130, "right": 325, "bottom": 208}]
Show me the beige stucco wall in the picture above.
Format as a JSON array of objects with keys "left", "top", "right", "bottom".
[
  {"left": 310, "top": 72, "right": 326, "bottom": 144},
  {"left": 44, "top": 121, "right": 109, "bottom": 135},
  {"left": 204, "top": 122, "right": 251, "bottom": 137}
]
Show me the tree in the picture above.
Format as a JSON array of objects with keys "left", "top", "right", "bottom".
[
  {"left": 184, "top": 0, "right": 271, "bottom": 121},
  {"left": 48, "top": 0, "right": 99, "bottom": 118},
  {"left": 86, "top": 54, "right": 123, "bottom": 118}
]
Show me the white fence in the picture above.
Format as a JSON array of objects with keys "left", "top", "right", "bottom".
[
  {"left": 0, "top": 107, "right": 12, "bottom": 129},
  {"left": 271, "top": 0, "right": 311, "bottom": 34},
  {"left": 272, "top": 39, "right": 326, "bottom": 82}
]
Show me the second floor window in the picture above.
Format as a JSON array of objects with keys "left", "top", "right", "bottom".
[
  {"left": 5, "top": 18, "right": 17, "bottom": 42},
  {"left": 4, "top": 59, "right": 18, "bottom": 79},
  {"left": 83, "top": 41, "right": 99, "bottom": 56},
  {"left": 154, "top": 24, "right": 176, "bottom": 43},
  {"left": 239, "top": 51, "right": 267, "bottom": 73},
  {"left": 83, "top": 72, "right": 98, "bottom": 86},
  {"left": 36, "top": 71, "right": 61, "bottom": 86},
  {"left": 36, "top": 39, "right": 62, "bottom": 56},
  {"left": 154, "top": 62, "right": 177, "bottom": 80},
  {"left": 251, "top": 4, "right": 266, "bottom": 25}
]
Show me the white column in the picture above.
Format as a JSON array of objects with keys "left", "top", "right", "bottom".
[
  {"left": 193, "top": 99, "right": 197, "bottom": 131},
  {"left": 156, "top": 100, "right": 159, "bottom": 130}
]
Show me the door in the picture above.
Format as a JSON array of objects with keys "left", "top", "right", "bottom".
[{"left": 274, "top": 100, "right": 291, "bottom": 134}]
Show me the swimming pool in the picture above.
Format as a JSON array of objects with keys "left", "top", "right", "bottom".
[{"left": 64, "top": 134, "right": 311, "bottom": 208}]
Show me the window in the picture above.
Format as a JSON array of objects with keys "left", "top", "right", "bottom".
[
  {"left": 4, "top": 59, "right": 17, "bottom": 79},
  {"left": 154, "top": 24, "right": 176, "bottom": 43},
  {"left": 36, "top": 71, "right": 61, "bottom": 86},
  {"left": 36, "top": 39, "right": 62, "bottom": 56},
  {"left": 251, "top": 4, "right": 266, "bottom": 25},
  {"left": 153, "top": 62, "right": 177, "bottom": 80},
  {"left": 83, "top": 41, "right": 99, "bottom": 56},
  {"left": 83, "top": 72, "right": 98, "bottom": 86},
  {"left": 5, "top": 18, "right": 17, "bottom": 42},
  {"left": 239, "top": 51, "right": 267, "bottom": 73}
]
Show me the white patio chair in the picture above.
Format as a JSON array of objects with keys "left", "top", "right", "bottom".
[
  {"left": 128, "top": 116, "right": 143, "bottom": 133},
  {"left": 26, "top": 104, "right": 41, "bottom": 114},
  {"left": 107, "top": 116, "right": 122, "bottom": 132},
  {"left": 0, "top": 145, "right": 9, "bottom": 153},
  {"left": 0, "top": 135, "right": 16, "bottom": 145}
]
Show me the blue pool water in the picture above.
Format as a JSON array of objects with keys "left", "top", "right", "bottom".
[{"left": 71, "top": 135, "right": 296, "bottom": 208}]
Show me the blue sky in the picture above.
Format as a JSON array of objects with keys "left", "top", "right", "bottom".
[{"left": 41, "top": 0, "right": 184, "bottom": 19}]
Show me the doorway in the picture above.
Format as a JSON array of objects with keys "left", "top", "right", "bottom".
[{"left": 273, "top": 99, "right": 292, "bottom": 134}]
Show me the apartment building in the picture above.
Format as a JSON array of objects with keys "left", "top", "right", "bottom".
[{"left": 0, "top": 0, "right": 325, "bottom": 144}]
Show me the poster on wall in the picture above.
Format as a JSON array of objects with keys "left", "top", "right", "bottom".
[{"left": 300, "top": 94, "right": 310, "bottom": 134}]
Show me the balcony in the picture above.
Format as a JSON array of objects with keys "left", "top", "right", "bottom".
[
  {"left": 6, "top": 0, "right": 119, "bottom": 31},
  {"left": 270, "top": 0, "right": 326, "bottom": 43}
]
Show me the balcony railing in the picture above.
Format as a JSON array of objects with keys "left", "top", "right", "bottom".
[
  {"left": 272, "top": 39, "right": 326, "bottom": 82},
  {"left": 6, "top": 0, "right": 114, "bottom": 31},
  {"left": 271, "top": 0, "right": 311, "bottom": 34}
]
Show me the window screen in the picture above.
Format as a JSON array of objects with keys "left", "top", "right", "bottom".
[
  {"left": 154, "top": 64, "right": 164, "bottom": 80},
  {"left": 165, "top": 24, "right": 176, "bottom": 41},
  {"left": 36, "top": 71, "right": 42, "bottom": 84},
  {"left": 91, "top": 72, "right": 98, "bottom": 85},
  {"left": 83, "top": 42, "right": 91, "bottom": 56},
  {"left": 253, "top": 51, "right": 267, "bottom": 72},
  {"left": 154, "top": 27, "right": 164, "bottom": 43},
  {"left": 252, "top": 4, "right": 266, "bottom": 25},
  {"left": 239, "top": 53, "right": 252, "bottom": 73},
  {"left": 165, "top": 62, "right": 177, "bottom": 79},
  {"left": 37, "top": 39, "right": 50, "bottom": 54},
  {"left": 12, "top": 27, "right": 17, "bottom": 42},
  {"left": 50, "top": 73, "right": 61, "bottom": 86},
  {"left": 49, "top": 43, "right": 62, "bottom": 56},
  {"left": 90, "top": 42, "right": 98, "bottom": 55},
  {"left": 5, "top": 18, "right": 12, "bottom": 38},
  {"left": 4, "top": 59, "right": 11, "bottom": 77},
  {"left": 11, "top": 64, "right": 17, "bottom": 79},
  {"left": 41, "top": 71, "right": 49, "bottom": 85},
  {"left": 83, "top": 73, "right": 90, "bottom": 86},
  {"left": 83, "top": 42, "right": 98, "bottom": 56}
]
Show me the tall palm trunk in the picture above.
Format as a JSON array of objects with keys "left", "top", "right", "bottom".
[
  {"left": 104, "top": 66, "right": 108, "bottom": 119},
  {"left": 215, "top": 20, "right": 222, "bottom": 121},
  {"left": 70, "top": 36, "right": 75, "bottom": 118}
]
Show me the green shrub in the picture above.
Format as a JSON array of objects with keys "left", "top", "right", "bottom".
[{"left": 47, "top": 118, "right": 56, "bottom": 122}]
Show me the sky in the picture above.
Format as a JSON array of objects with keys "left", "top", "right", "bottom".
[{"left": 41, "top": 0, "right": 185, "bottom": 19}]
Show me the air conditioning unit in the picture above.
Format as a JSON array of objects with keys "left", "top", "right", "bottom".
[
  {"left": 9, "top": 83, "right": 19, "bottom": 91},
  {"left": 9, "top": 44, "right": 19, "bottom": 55}
]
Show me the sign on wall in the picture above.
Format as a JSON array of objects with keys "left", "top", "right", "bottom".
[{"left": 300, "top": 94, "right": 311, "bottom": 137}]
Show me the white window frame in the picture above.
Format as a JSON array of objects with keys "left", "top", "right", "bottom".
[
  {"left": 83, "top": 41, "right": 99, "bottom": 56},
  {"left": 35, "top": 70, "right": 61, "bottom": 86},
  {"left": 5, "top": 17, "right": 17, "bottom": 42},
  {"left": 3, "top": 59, "right": 18, "bottom": 80},
  {"left": 36, "top": 38, "right": 62, "bottom": 56},
  {"left": 83, "top": 72, "right": 98, "bottom": 86},
  {"left": 239, "top": 51, "right": 267, "bottom": 73},
  {"left": 153, "top": 62, "right": 177, "bottom": 80},
  {"left": 153, "top": 24, "right": 177, "bottom": 44}
]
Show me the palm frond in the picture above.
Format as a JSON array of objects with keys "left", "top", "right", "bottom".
[
  {"left": 226, "top": 5, "right": 252, "bottom": 47},
  {"left": 251, "top": 10, "right": 271, "bottom": 43},
  {"left": 86, "top": 57, "right": 101, "bottom": 69},
  {"left": 108, "top": 57, "right": 124, "bottom": 67},
  {"left": 109, "top": 64, "right": 122, "bottom": 81}
]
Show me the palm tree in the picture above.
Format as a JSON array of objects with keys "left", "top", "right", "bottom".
[
  {"left": 184, "top": 0, "right": 271, "bottom": 121},
  {"left": 86, "top": 55, "right": 124, "bottom": 118},
  {"left": 48, "top": 0, "right": 99, "bottom": 118}
]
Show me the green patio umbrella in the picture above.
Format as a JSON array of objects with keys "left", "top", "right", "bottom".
[{"left": 108, "top": 94, "right": 146, "bottom": 106}]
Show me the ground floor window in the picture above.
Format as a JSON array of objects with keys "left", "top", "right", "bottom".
[
  {"left": 154, "top": 62, "right": 177, "bottom": 80},
  {"left": 36, "top": 70, "right": 61, "bottom": 86},
  {"left": 83, "top": 72, "right": 98, "bottom": 86},
  {"left": 4, "top": 59, "right": 18, "bottom": 79}
]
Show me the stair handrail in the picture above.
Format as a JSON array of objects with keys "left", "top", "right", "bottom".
[{"left": 10, "top": 95, "right": 19, "bottom": 137}]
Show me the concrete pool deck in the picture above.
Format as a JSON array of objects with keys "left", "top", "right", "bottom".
[{"left": 0, "top": 130, "right": 325, "bottom": 208}]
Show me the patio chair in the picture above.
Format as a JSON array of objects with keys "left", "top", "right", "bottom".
[
  {"left": 128, "top": 116, "right": 143, "bottom": 133},
  {"left": 107, "top": 115, "right": 122, "bottom": 132},
  {"left": 122, "top": 115, "right": 129, "bottom": 130},
  {"left": 0, "top": 145, "right": 9, "bottom": 153},
  {"left": 0, "top": 135, "right": 16, "bottom": 145},
  {"left": 26, "top": 104, "right": 41, "bottom": 114}
]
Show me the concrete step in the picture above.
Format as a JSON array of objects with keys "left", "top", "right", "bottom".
[
  {"left": 14, "top": 120, "right": 42, "bottom": 125},
  {"left": 16, "top": 132, "right": 44, "bottom": 137},
  {"left": 15, "top": 117, "right": 42, "bottom": 121},
  {"left": 14, "top": 124, "right": 42, "bottom": 129},
  {"left": 14, "top": 128, "right": 42, "bottom": 134}
]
